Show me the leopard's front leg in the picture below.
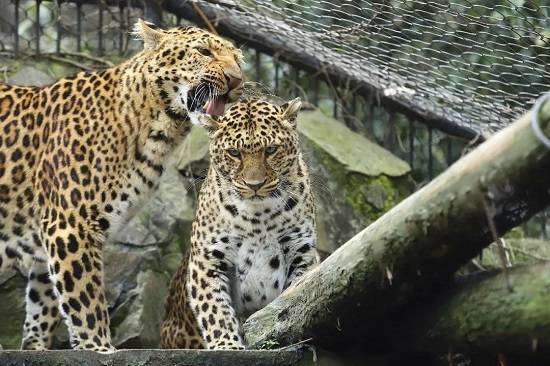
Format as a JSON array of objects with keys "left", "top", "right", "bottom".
[
  {"left": 41, "top": 216, "right": 114, "bottom": 352},
  {"left": 187, "top": 250, "right": 245, "bottom": 350},
  {"left": 21, "top": 261, "right": 61, "bottom": 350},
  {"left": 283, "top": 226, "right": 319, "bottom": 289}
]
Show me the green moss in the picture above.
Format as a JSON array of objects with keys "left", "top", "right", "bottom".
[
  {"left": 257, "top": 339, "right": 281, "bottom": 350},
  {"left": 308, "top": 140, "right": 401, "bottom": 222}
]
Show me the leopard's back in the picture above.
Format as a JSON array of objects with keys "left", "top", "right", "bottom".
[{"left": 0, "top": 82, "right": 47, "bottom": 270}]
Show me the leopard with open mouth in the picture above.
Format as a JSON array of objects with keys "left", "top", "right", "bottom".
[{"left": 0, "top": 19, "right": 243, "bottom": 352}]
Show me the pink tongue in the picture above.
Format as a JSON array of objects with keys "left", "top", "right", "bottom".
[{"left": 205, "top": 97, "right": 226, "bottom": 116}]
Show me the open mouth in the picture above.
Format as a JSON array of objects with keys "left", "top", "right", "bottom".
[{"left": 187, "top": 82, "right": 228, "bottom": 117}]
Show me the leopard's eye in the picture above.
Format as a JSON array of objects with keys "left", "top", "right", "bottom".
[
  {"left": 197, "top": 47, "right": 212, "bottom": 57},
  {"left": 227, "top": 148, "right": 241, "bottom": 158},
  {"left": 265, "top": 145, "right": 278, "bottom": 155}
]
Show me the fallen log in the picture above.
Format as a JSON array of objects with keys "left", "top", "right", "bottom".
[
  {"left": 392, "top": 264, "right": 550, "bottom": 356},
  {"left": 243, "top": 97, "right": 550, "bottom": 350}
]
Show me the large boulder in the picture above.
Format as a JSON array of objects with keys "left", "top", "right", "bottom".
[{"left": 297, "top": 109, "right": 411, "bottom": 255}]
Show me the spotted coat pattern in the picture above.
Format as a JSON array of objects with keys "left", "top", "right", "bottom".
[
  {"left": 0, "top": 20, "right": 243, "bottom": 352},
  {"left": 161, "top": 98, "right": 319, "bottom": 350}
]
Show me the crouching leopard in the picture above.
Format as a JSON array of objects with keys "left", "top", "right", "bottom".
[
  {"left": 0, "top": 20, "right": 243, "bottom": 352},
  {"left": 161, "top": 97, "right": 319, "bottom": 349}
]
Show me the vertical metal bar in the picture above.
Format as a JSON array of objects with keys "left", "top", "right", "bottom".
[
  {"left": 523, "top": 222, "right": 529, "bottom": 238},
  {"left": 367, "top": 102, "right": 375, "bottom": 137},
  {"left": 118, "top": 1, "right": 124, "bottom": 55},
  {"left": 333, "top": 94, "right": 338, "bottom": 119},
  {"left": 255, "top": 49, "right": 261, "bottom": 82},
  {"left": 408, "top": 119, "right": 415, "bottom": 171},
  {"left": 125, "top": 2, "right": 131, "bottom": 53},
  {"left": 541, "top": 212, "right": 547, "bottom": 240},
  {"left": 76, "top": 0, "right": 82, "bottom": 52},
  {"left": 293, "top": 67, "right": 299, "bottom": 98},
  {"left": 144, "top": 0, "right": 162, "bottom": 26},
  {"left": 274, "top": 60, "right": 279, "bottom": 94},
  {"left": 14, "top": 0, "right": 19, "bottom": 54},
  {"left": 35, "top": 0, "right": 41, "bottom": 55},
  {"left": 98, "top": 4, "right": 103, "bottom": 55},
  {"left": 312, "top": 77, "right": 319, "bottom": 106},
  {"left": 56, "top": 0, "right": 62, "bottom": 54},
  {"left": 446, "top": 138, "right": 453, "bottom": 166},
  {"left": 428, "top": 127, "right": 434, "bottom": 180}
]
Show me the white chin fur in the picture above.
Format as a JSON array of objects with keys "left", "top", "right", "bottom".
[{"left": 188, "top": 111, "right": 204, "bottom": 126}]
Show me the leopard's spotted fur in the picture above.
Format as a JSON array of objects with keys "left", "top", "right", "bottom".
[
  {"left": 161, "top": 98, "right": 319, "bottom": 349},
  {"left": 0, "top": 20, "right": 243, "bottom": 352}
]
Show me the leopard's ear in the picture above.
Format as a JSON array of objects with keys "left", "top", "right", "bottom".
[
  {"left": 280, "top": 98, "right": 302, "bottom": 126},
  {"left": 133, "top": 19, "right": 165, "bottom": 50}
]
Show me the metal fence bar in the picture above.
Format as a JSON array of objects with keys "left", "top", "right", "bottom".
[
  {"left": 332, "top": 89, "right": 338, "bottom": 119},
  {"left": 446, "top": 138, "right": 453, "bottom": 166},
  {"left": 293, "top": 67, "right": 299, "bottom": 98},
  {"left": 428, "top": 127, "right": 433, "bottom": 180},
  {"left": 312, "top": 77, "right": 318, "bottom": 105},
  {"left": 409, "top": 119, "right": 415, "bottom": 171},
  {"left": 255, "top": 49, "right": 261, "bottom": 82},
  {"left": 98, "top": 4, "right": 103, "bottom": 55},
  {"left": 541, "top": 213, "right": 547, "bottom": 240},
  {"left": 274, "top": 59, "right": 279, "bottom": 94},
  {"left": 13, "top": 0, "right": 19, "bottom": 54},
  {"left": 76, "top": 0, "right": 82, "bottom": 52},
  {"left": 56, "top": 0, "right": 62, "bottom": 54},
  {"left": 35, "top": 0, "right": 41, "bottom": 55},
  {"left": 118, "top": 1, "right": 123, "bottom": 54}
]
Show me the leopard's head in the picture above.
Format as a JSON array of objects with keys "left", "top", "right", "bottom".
[
  {"left": 134, "top": 20, "right": 244, "bottom": 120},
  {"left": 198, "top": 97, "right": 303, "bottom": 200}
]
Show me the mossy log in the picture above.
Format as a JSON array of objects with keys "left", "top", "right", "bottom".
[
  {"left": 243, "top": 98, "right": 550, "bottom": 350},
  {"left": 393, "top": 264, "right": 550, "bottom": 355},
  {"left": 0, "top": 348, "right": 307, "bottom": 366}
]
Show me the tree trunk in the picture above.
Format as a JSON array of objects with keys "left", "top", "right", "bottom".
[
  {"left": 243, "top": 98, "right": 550, "bottom": 350},
  {"left": 393, "top": 264, "right": 550, "bottom": 356}
]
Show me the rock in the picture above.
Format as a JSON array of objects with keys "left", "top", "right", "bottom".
[
  {"left": 298, "top": 109, "right": 410, "bottom": 177},
  {"left": 7, "top": 65, "right": 55, "bottom": 87},
  {"left": 0, "top": 347, "right": 308, "bottom": 366},
  {"left": 0, "top": 274, "right": 25, "bottom": 350},
  {"left": 297, "top": 110, "right": 412, "bottom": 255},
  {"left": 114, "top": 165, "right": 195, "bottom": 247},
  {"left": 106, "top": 162, "right": 196, "bottom": 348},
  {"left": 112, "top": 270, "right": 169, "bottom": 348}
]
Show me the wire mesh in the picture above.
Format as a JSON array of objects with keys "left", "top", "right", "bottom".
[{"left": 209, "top": 0, "right": 550, "bottom": 133}]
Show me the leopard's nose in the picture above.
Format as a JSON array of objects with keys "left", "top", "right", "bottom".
[
  {"left": 245, "top": 179, "right": 266, "bottom": 191},
  {"left": 225, "top": 74, "right": 242, "bottom": 90}
]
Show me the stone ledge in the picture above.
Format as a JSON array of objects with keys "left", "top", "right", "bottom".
[{"left": 0, "top": 348, "right": 307, "bottom": 366}]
